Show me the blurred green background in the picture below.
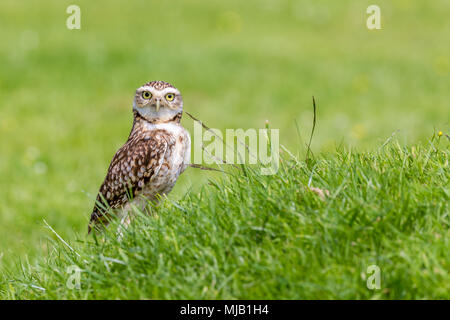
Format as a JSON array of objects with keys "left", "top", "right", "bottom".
[{"left": 0, "top": 0, "right": 448, "bottom": 267}]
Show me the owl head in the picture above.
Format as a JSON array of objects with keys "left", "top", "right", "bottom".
[{"left": 133, "top": 81, "right": 183, "bottom": 122}]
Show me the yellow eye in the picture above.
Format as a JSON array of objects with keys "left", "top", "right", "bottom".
[
  {"left": 165, "top": 93, "right": 175, "bottom": 101},
  {"left": 142, "top": 91, "right": 152, "bottom": 99}
]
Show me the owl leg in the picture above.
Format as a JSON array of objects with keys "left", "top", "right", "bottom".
[
  {"left": 116, "top": 197, "right": 147, "bottom": 241},
  {"left": 117, "top": 211, "right": 132, "bottom": 241}
]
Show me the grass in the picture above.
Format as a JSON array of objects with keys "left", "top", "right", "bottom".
[
  {"left": 1, "top": 137, "right": 448, "bottom": 299},
  {"left": 0, "top": 0, "right": 449, "bottom": 299}
]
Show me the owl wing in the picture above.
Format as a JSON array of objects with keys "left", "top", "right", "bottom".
[{"left": 88, "top": 132, "right": 170, "bottom": 233}]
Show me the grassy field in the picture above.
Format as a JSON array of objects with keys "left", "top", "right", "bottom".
[
  {"left": 2, "top": 141, "right": 448, "bottom": 299},
  {"left": 0, "top": 0, "right": 449, "bottom": 299}
]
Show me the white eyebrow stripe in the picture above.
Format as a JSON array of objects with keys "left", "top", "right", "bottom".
[{"left": 139, "top": 86, "right": 180, "bottom": 96}]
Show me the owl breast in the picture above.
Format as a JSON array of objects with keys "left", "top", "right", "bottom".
[{"left": 139, "top": 122, "right": 191, "bottom": 199}]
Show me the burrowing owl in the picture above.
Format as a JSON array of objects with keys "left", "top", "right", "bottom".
[{"left": 88, "top": 81, "right": 191, "bottom": 233}]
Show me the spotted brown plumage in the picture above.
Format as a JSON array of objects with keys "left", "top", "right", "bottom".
[
  {"left": 143, "top": 80, "right": 174, "bottom": 90},
  {"left": 89, "top": 81, "right": 190, "bottom": 233}
]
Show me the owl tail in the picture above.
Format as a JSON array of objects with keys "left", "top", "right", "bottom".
[{"left": 87, "top": 208, "right": 108, "bottom": 235}]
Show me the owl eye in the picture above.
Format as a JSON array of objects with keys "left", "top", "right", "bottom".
[
  {"left": 165, "top": 93, "right": 175, "bottom": 101},
  {"left": 142, "top": 91, "right": 152, "bottom": 99}
]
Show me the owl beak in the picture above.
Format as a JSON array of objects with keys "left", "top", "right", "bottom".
[{"left": 155, "top": 99, "right": 161, "bottom": 112}]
